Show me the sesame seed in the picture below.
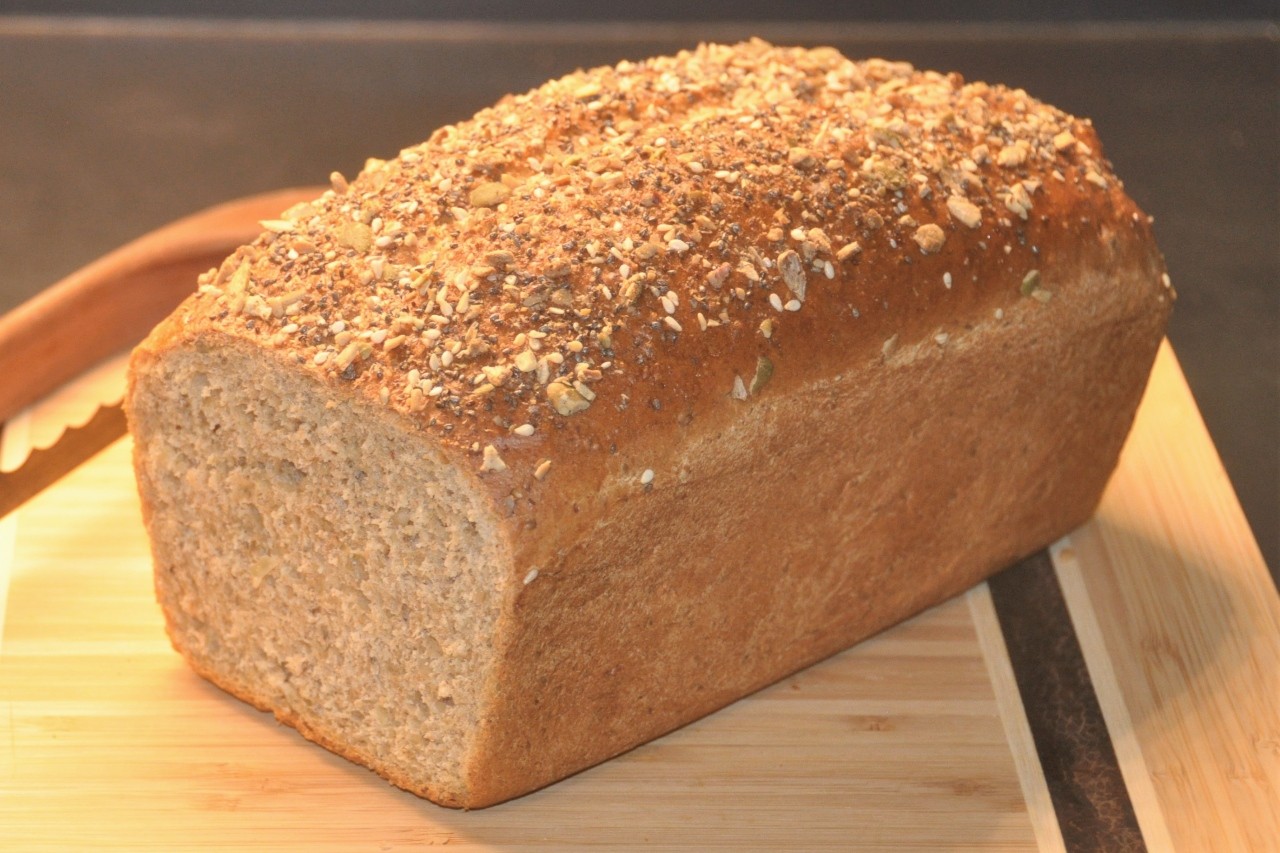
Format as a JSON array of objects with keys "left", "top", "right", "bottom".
[
  {"left": 769, "top": 292, "right": 784, "bottom": 312},
  {"left": 943, "top": 272, "right": 953, "bottom": 288},
  {"left": 470, "top": 182, "right": 511, "bottom": 208},
  {"left": 1003, "top": 183, "right": 1033, "bottom": 220},
  {"left": 513, "top": 423, "right": 536, "bottom": 437},
  {"left": 337, "top": 221, "right": 373, "bottom": 252},
  {"left": 778, "top": 249, "right": 807, "bottom": 300},
  {"left": 523, "top": 568, "right": 540, "bottom": 585},
  {"left": 788, "top": 146, "right": 815, "bottom": 168},
  {"left": 334, "top": 340, "right": 362, "bottom": 370},
  {"left": 836, "top": 242, "right": 862, "bottom": 262},
  {"left": 706, "top": 262, "right": 732, "bottom": 289},
  {"left": 997, "top": 142, "right": 1028, "bottom": 167},
  {"left": 912, "top": 224, "right": 946, "bottom": 254},
  {"left": 534, "top": 459, "right": 552, "bottom": 480},
  {"left": 946, "top": 195, "right": 982, "bottom": 229},
  {"left": 515, "top": 349, "right": 538, "bottom": 373},
  {"left": 640, "top": 469, "right": 655, "bottom": 486},
  {"left": 313, "top": 351, "right": 329, "bottom": 365},
  {"left": 784, "top": 299, "right": 802, "bottom": 312},
  {"left": 547, "top": 379, "right": 591, "bottom": 416},
  {"left": 750, "top": 355, "right": 774, "bottom": 395},
  {"left": 1020, "top": 269, "right": 1042, "bottom": 296},
  {"left": 480, "top": 444, "right": 507, "bottom": 472},
  {"left": 663, "top": 315, "right": 683, "bottom": 332}
]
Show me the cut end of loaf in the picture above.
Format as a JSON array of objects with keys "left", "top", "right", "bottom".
[{"left": 126, "top": 336, "right": 509, "bottom": 806}]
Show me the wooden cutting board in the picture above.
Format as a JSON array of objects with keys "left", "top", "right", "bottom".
[{"left": 1, "top": 341, "right": 1276, "bottom": 851}]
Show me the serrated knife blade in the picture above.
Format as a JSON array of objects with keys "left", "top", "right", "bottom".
[{"left": 0, "top": 186, "right": 325, "bottom": 518}]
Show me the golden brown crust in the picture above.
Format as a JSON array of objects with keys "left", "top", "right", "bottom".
[{"left": 170, "top": 39, "right": 1169, "bottom": 506}]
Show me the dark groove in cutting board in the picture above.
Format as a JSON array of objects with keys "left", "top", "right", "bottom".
[{"left": 989, "top": 548, "right": 1147, "bottom": 853}]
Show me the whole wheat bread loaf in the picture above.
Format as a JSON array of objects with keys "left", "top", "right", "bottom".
[{"left": 125, "top": 39, "right": 1172, "bottom": 808}]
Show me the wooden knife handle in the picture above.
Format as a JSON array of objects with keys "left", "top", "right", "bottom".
[{"left": 0, "top": 187, "right": 325, "bottom": 425}]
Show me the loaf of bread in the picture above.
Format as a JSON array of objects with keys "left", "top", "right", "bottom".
[{"left": 125, "top": 39, "right": 1172, "bottom": 808}]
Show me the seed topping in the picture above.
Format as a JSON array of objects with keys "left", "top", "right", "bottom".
[
  {"left": 912, "top": 224, "right": 946, "bottom": 254},
  {"left": 191, "top": 39, "right": 1138, "bottom": 490}
]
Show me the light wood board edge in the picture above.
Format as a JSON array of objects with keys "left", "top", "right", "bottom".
[
  {"left": 1068, "top": 340, "right": 1280, "bottom": 851},
  {"left": 968, "top": 582, "right": 1068, "bottom": 853}
]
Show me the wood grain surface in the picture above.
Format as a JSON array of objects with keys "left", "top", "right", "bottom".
[{"left": 1, "top": 341, "right": 1275, "bottom": 851}]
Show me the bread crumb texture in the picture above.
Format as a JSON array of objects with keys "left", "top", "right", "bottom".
[{"left": 186, "top": 38, "right": 1164, "bottom": 485}]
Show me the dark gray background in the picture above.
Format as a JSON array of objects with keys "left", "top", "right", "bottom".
[
  {"left": 1, "top": 9, "right": 1276, "bottom": 578},
  {"left": 3, "top": 1, "right": 1276, "bottom": 19}
]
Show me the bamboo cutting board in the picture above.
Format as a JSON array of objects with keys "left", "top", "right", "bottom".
[{"left": 1, "top": 341, "right": 1276, "bottom": 851}]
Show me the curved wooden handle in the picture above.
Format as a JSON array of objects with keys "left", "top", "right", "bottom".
[{"left": 0, "top": 187, "right": 325, "bottom": 424}]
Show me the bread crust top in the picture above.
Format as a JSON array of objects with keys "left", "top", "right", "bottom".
[{"left": 147, "top": 38, "right": 1170, "bottom": 510}]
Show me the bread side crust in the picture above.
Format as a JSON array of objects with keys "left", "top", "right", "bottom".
[{"left": 460, "top": 262, "right": 1169, "bottom": 807}]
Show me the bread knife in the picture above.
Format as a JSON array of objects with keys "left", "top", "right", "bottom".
[{"left": 0, "top": 187, "right": 325, "bottom": 518}]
